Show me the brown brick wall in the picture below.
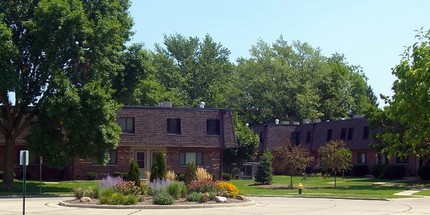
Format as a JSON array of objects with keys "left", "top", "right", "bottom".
[{"left": 71, "top": 146, "right": 131, "bottom": 180}]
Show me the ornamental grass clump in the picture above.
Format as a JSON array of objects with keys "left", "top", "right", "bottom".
[
  {"left": 195, "top": 167, "right": 212, "bottom": 181},
  {"left": 167, "top": 181, "right": 187, "bottom": 199}
]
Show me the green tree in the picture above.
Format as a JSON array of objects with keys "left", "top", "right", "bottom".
[
  {"left": 254, "top": 151, "right": 273, "bottom": 185},
  {"left": 150, "top": 151, "right": 167, "bottom": 182},
  {"left": 224, "top": 114, "right": 259, "bottom": 167},
  {"left": 318, "top": 141, "right": 352, "bottom": 187},
  {"left": 184, "top": 162, "right": 197, "bottom": 185},
  {"left": 235, "top": 37, "right": 376, "bottom": 124},
  {"left": 0, "top": 0, "right": 133, "bottom": 186},
  {"left": 275, "top": 143, "right": 314, "bottom": 188},
  {"left": 152, "top": 33, "right": 234, "bottom": 108},
  {"left": 368, "top": 29, "right": 430, "bottom": 159},
  {"left": 128, "top": 160, "right": 141, "bottom": 187}
]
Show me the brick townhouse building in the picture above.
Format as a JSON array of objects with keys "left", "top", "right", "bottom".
[
  {"left": 0, "top": 103, "right": 237, "bottom": 180},
  {"left": 251, "top": 116, "right": 419, "bottom": 176}
]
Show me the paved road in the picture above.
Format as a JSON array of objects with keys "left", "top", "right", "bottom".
[{"left": 2, "top": 196, "right": 430, "bottom": 215}]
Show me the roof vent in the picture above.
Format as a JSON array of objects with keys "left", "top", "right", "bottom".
[
  {"left": 293, "top": 121, "right": 300, "bottom": 125},
  {"left": 281, "top": 121, "right": 290, "bottom": 125},
  {"left": 245, "top": 123, "right": 249, "bottom": 127},
  {"left": 303, "top": 119, "right": 311, "bottom": 124},
  {"left": 353, "top": 114, "right": 364, "bottom": 119},
  {"left": 314, "top": 119, "right": 321, "bottom": 123},
  {"left": 159, "top": 101, "right": 172, "bottom": 107},
  {"left": 275, "top": 119, "right": 280, "bottom": 124},
  {"left": 199, "top": 101, "right": 205, "bottom": 108}
]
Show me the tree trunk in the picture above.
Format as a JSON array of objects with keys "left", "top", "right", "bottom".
[
  {"left": 290, "top": 175, "right": 293, "bottom": 188},
  {"left": 334, "top": 170, "right": 337, "bottom": 188},
  {"left": 3, "top": 137, "right": 15, "bottom": 187}
]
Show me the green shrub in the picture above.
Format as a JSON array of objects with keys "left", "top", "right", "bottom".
[
  {"left": 128, "top": 160, "right": 141, "bottom": 187},
  {"left": 255, "top": 151, "right": 273, "bottom": 184},
  {"left": 186, "top": 192, "right": 203, "bottom": 202},
  {"left": 167, "top": 181, "right": 187, "bottom": 199},
  {"left": 153, "top": 193, "right": 175, "bottom": 205},
  {"left": 222, "top": 173, "right": 232, "bottom": 181},
  {"left": 184, "top": 162, "right": 197, "bottom": 184},
  {"left": 371, "top": 164, "right": 386, "bottom": 178},
  {"left": 86, "top": 172, "right": 97, "bottom": 180},
  {"left": 382, "top": 165, "right": 405, "bottom": 179},
  {"left": 417, "top": 164, "right": 430, "bottom": 180},
  {"left": 352, "top": 165, "right": 369, "bottom": 177},
  {"left": 84, "top": 186, "right": 99, "bottom": 199},
  {"left": 176, "top": 173, "right": 185, "bottom": 182},
  {"left": 123, "top": 195, "right": 138, "bottom": 205},
  {"left": 150, "top": 151, "right": 167, "bottom": 182}
]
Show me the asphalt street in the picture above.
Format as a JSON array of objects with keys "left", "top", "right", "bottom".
[{"left": 1, "top": 196, "right": 430, "bottom": 215}]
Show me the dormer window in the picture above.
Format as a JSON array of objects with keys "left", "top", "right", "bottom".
[
  {"left": 167, "top": 118, "right": 181, "bottom": 134},
  {"left": 118, "top": 117, "right": 134, "bottom": 133},
  {"left": 207, "top": 119, "right": 220, "bottom": 135}
]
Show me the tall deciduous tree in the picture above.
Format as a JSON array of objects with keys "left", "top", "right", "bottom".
[
  {"left": 275, "top": 142, "right": 314, "bottom": 188},
  {"left": 0, "top": 0, "right": 133, "bottom": 186},
  {"left": 367, "top": 29, "right": 430, "bottom": 159},
  {"left": 152, "top": 33, "right": 234, "bottom": 108},
  {"left": 318, "top": 141, "right": 352, "bottom": 187},
  {"left": 236, "top": 37, "right": 376, "bottom": 124}
]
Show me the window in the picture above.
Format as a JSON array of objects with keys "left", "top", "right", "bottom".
[
  {"left": 363, "top": 126, "right": 369, "bottom": 139},
  {"left": 326, "top": 129, "right": 333, "bottom": 141},
  {"left": 180, "top": 152, "right": 203, "bottom": 165},
  {"left": 207, "top": 119, "right": 220, "bottom": 135},
  {"left": 347, "top": 127, "right": 354, "bottom": 140},
  {"left": 340, "top": 128, "right": 347, "bottom": 140},
  {"left": 135, "top": 151, "right": 145, "bottom": 168},
  {"left": 376, "top": 153, "right": 389, "bottom": 164},
  {"left": 397, "top": 156, "right": 409, "bottom": 164},
  {"left": 357, "top": 152, "right": 367, "bottom": 164},
  {"left": 306, "top": 131, "right": 312, "bottom": 143},
  {"left": 167, "top": 118, "right": 181, "bottom": 134},
  {"left": 291, "top": 132, "right": 300, "bottom": 145},
  {"left": 118, "top": 117, "right": 134, "bottom": 133}
]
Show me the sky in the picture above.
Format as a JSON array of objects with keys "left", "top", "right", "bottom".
[{"left": 129, "top": 1, "right": 430, "bottom": 107}]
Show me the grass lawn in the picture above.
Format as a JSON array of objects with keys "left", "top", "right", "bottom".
[
  {"left": 414, "top": 189, "right": 430, "bottom": 196},
  {"left": 230, "top": 176, "right": 425, "bottom": 199},
  {"left": 0, "top": 180, "right": 98, "bottom": 195}
]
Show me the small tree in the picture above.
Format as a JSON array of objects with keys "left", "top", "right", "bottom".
[
  {"left": 184, "top": 162, "right": 197, "bottom": 184},
  {"left": 275, "top": 143, "right": 314, "bottom": 188},
  {"left": 150, "top": 151, "right": 167, "bottom": 182},
  {"left": 254, "top": 151, "right": 273, "bottom": 185},
  {"left": 128, "top": 160, "right": 141, "bottom": 187},
  {"left": 318, "top": 140, "right": 352, "bottom": 187}
]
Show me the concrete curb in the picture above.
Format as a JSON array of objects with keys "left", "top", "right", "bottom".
[
  {"left": 58, "top": 198, "right": 256, "bottom": 209},
  {"left": 246, "top": 195, "right": 390, "bottom": 201}
]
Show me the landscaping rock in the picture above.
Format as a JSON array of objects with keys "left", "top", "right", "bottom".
[
  {"left": 236, "top": 195, "right": 245, "bottom": 201},
  {"left": 80, "top": 197, "right": 92, "bottom": 203},
  {"left": 215, "top": 196, "right": 227, "bottom": 203}
]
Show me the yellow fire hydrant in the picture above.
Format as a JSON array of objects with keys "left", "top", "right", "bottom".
[{"left": 298, "top": 183, "right": 304, "bottom": 194}]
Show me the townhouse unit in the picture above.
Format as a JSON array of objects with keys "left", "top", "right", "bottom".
[
  {"left": 0, "top": 104, "right": 237, "bottom": 180},
  {"left": 251, "top": 116, "right": 419, "bottom": 176}
]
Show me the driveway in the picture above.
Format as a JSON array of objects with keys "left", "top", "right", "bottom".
[{"left": 2, "top": 196, "right": 430, "bottom": 215}]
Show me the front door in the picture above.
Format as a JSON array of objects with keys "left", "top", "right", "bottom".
[{"left": 135, "top": 151, "right": 146, "bottom": 178}]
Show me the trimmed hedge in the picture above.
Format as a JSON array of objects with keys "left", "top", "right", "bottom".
[
  {"left": 417, "top": 164, "right": 430, "bottom": 180},
  {"left": 352, "top": 165, "right": 369, "bottom": 177},
  {"left": 382, "top": 165, "right": 405, "bottom": 179},
  {"left": 371, "top": 164, "right": 386, "bottom": 178}
]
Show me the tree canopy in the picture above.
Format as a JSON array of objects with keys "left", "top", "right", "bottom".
[
  {"left": 366, "top": 29, "right": 430, "bottom": 160},
  {"left": 318, "top": 140, "right": 352, "bottom": 187},
  {"left": 0, "top": 0, "right": 133, "bottom": 186}
]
